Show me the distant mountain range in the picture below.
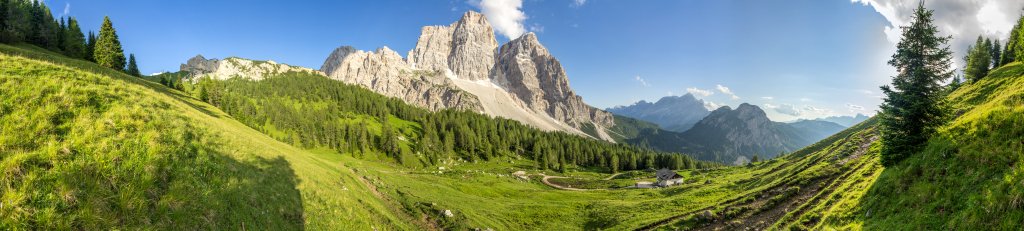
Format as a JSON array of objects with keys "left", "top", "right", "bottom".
[
  {"left": 606, "top": 94, "right": 710, "bottom": 132},
  {"left": 610, "top": 103, "right": 845, "bottom": 164},
  {"left": 799, "top": 114, "right": 870, "bottom": 127}
]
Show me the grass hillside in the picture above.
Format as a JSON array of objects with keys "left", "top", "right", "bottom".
[
  {"left": 0, "top": 44, "right": 410, "bottom": 230},
  {"left": 2, "top": 41, "right": 1020, "bottom": 230},
  {"left": 835, "top": 62, "right": 1024, "bottom": 229}
]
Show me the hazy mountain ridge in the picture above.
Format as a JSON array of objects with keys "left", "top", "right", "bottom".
[{"left": 607, "top": 93, "right": 710, "bottom": 132}]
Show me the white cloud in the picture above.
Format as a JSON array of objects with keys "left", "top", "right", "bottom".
[
  {"left": 846, "top": 103, "right": 866, "bottom": 112},
  {"left": 634, "top": 75, "right": 649, "bottom": 87},
  {"left": 703, "top": 101, "right": 722, "bottom": 111},
  {"left": 761, "top": 96, "right": 774, "bottom": 100},
  {"left": 572, "top": 0, "right": 586, "bottom": 7},
  {"left": 529, "top": 23, "right": 544, "bottom": 33},
  {"left": 474, "top": 0, "right": 528, "bottom": 39},
  {"left": 775, "top": 104, "right": 802, "bottom": 116},
  {"left": 799, "top": 98, "right": 812, "bottom": 102},
  {"left": 803, "top": 105, "right": 832, "bottom": 115},
  {"left": 686, "top": 87, "right": 714, "bottom": 97},
  {"left": 852, "top": 0, "right": 1024, "bottom": 68},
  {"left": 62, "top": 3, "right": 70, "bottom": 16},
  {"left": 667, "top": 91, "right": 675, "bottom": 96},
  {"left": 716, "top": 84, "right": 740, "bottom": 100}
]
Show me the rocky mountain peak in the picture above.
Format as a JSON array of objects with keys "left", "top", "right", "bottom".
[
  {"left": 180, "top": 54, "right": 218, "bottom": 75},
  {"left": 407, "top": 10, "right": 497, "bottom": 81},
  {"left": 321, "top": 11, "right": 615, "bottom": 141},
  {"left": 180, "top": 55, "right": 317, "bottom": 81}
]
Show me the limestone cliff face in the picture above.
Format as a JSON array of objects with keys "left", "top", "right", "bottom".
[
  {"left": 492, "top": 33, "right": 615, "bottom": 129},
  {"left": 407, "top": 11, "right": 497, "bottom": 81},
  {"left": 320, "top": 46, "right": 483, "bottom": 112},
  {"left": 180, "top": 55, "right": 319, "bottom": 81},
  {"left": 321, "top": 11, "right": 615, "bottom": 140}
]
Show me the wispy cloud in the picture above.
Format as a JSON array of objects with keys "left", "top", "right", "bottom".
[
  {"left": 761, "top": 96, "right": 774, "bottom": 100},
  {"left": 572, "top": 0, "right": 586, "bottom": 7},
  {"left": 473, "top": 0, "right": 527, "bottom": 39},
  {"left": 703, "top": 101, "right": 722, "bottom": 110},
  {"left": 802, "top": 105, "right": 831, "bottom": 114},
  {"left": 716, "top": 84, "right": 739, "bottom": 100},
  {"left": 529, "top": 23, "right": 544, "bottom": 33},
  {"left": 846, "top": 103, "right": 866, "bottom": 112},
  {"left": 774, "top": 104, "right": 801, "bottom": 116},
  {"left": 799, "top": 98, "right": 812, "bottom": 102},
  {"left": 62, "top": 3, "right": 70, "bottom": 16},
  {"left": 686, "top": 87, "right": 714, "bottom": 97},
  {"left": 634, "top": 75, "right": 649, "bottom": 87}
]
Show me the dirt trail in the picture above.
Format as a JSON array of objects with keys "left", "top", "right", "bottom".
[
  {"left": 603, "top": 173, "right": 623, "bottom": 180},
  {"left": 537, "top": 174, "right": 593, "bottom": 191},
  {"left": 690, "top": 134, "right": 879, "bottom": 231},
  {"left": 637, "top": 133, "right": 878, "bottom": 231}
]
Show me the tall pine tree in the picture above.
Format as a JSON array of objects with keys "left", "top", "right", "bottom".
[
  {"left": 94, "top": 16, "right": 125, "bottom": 70},
  {"left": 62, "top": 17, "right": 87, "bottom": 59},
  {"left": 126, "top": 53, "right": 140, "bottom": 76},
  {"left": 991, "top": 39, "right": 1001, "bottom": 69},
  {"left": 86, "top": 31, "right": 97, "bottom": 62},
  {"left": 878, "top": 3, "right": 953, "bottom": 167},
  {"left": 964, "top": 36, "right": 991, "bottom": 82},
  {"left": 1003, "top": 16, "right": 1022, "bottom": 66}
]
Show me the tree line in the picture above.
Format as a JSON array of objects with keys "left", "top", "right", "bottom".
[
  {"left": 187, "top": 72, "right": 720, "bottom": 173},
  {"left": 0, "top": 0, "right": 139, "bottom": 76}
]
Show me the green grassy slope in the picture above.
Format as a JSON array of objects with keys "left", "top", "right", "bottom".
[
  {"left": 2, "top": 41, "right": 1020, "bottom": 230},
  {"left": 825, "top": 62, "right": 1024, "bottom": 230},
  {"left": 0, "top": 44, "right": 412, "bottom": 230}
]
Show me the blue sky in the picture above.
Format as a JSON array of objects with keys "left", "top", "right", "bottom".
[{"left": 50, "top": 0, "right": 1022, "bottom": 121}]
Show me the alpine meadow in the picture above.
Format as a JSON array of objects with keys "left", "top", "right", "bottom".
[{"left": 2, "top": 0, "right": 1023, "bottom": 230}]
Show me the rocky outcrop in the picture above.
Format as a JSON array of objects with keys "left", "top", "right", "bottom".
[
  {"left": 492, "top": 33, "right": 615, "bottom": 129},
  {"left": 320, "top": 46, "right": 483, "bottom": 111},
  {"left": 407, "top": 11, "right": 497, "bottom": 81},
  {"left": 179, "top": 55, "right": 319, "bottom": 81},
  {"left": 322, "top": 11, "right": 615, "bottom": 141}
]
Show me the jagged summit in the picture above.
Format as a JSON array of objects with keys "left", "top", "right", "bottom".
[
  {"left": 318, "top": 11, "right": 615, "bottom": 141},
  {"left": 179, "top": 55, "right": 318, "bottom": 81}
]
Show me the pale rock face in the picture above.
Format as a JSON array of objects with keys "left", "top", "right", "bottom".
[
  {"left": 448, "top": 11, "right": 498, "bottom": 81},
  {"left": 408, "top": 11, "right": 497, "bottom": 81},
  {"left": 321, "top": 46, "right": 483, "bottom": 112},
  {"left": 492, "top": 33, "right": 615, "bottom": 129},
  {"left": 322, "top": 11, "right": 615, "bottom": 141},
  {"left": 179, "top": 55, "right": 319, "bottom": 81}
]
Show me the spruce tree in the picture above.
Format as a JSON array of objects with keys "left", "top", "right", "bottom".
[
  {"left": 0, "top": 0, "right": 7, "bottom": 42},
  {"left": 62, "top": 17, "right": 87, "bottom": 59},
  {"left": 878, "top": 3, "right": 953, "bottom": 167},
  {"left": 86, "top": 31, "right": 97, "bottom": 61},
  {"left": 991, "top": 39, "right": 1001, "bottom": 69},
  {"left": 126, "top": 53, "right": 140, "bottom": 76},
  {"left": 1003, "top": 16, "right": 1022, "bottom": 66},
  {"left": 965, "top": 36, "right": 991, "bottom": 82},
  {"left": 94, "top": 16, "right": 125, "bottom": 70}
]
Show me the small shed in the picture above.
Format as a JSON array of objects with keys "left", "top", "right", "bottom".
[
  {"left": 655, "top": 168, "right": 684, "bottom": 187},
  {"left": 635, "top": 181, "right": 655, "bottom": 189}
]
